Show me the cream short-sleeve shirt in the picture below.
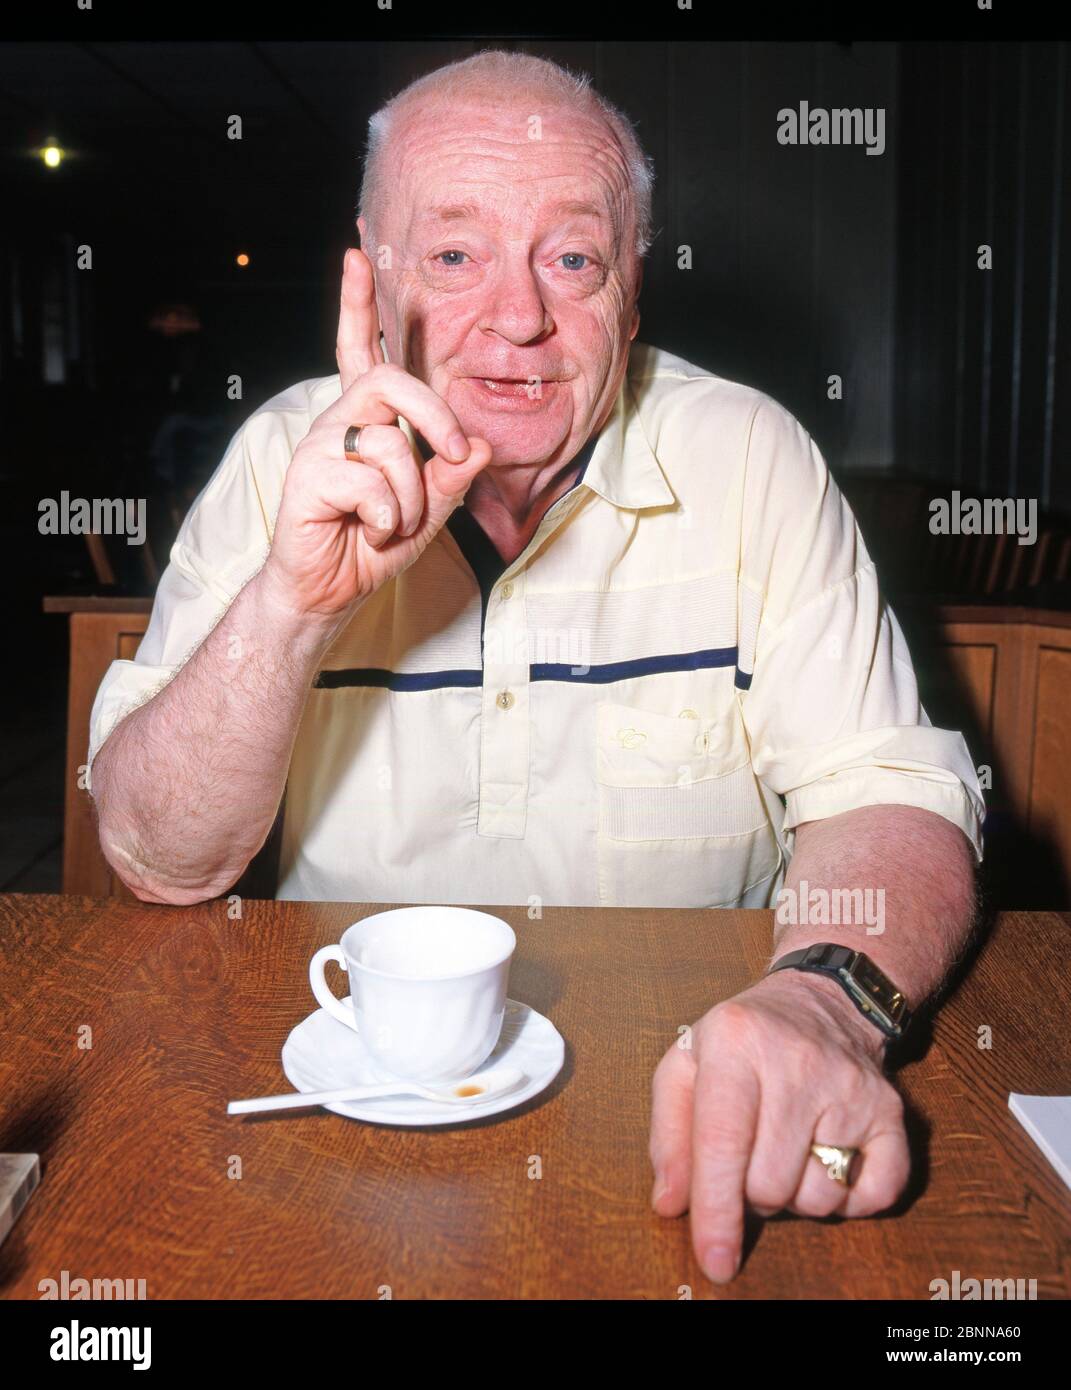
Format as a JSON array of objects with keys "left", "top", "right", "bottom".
[{"left": 88, "top": 342, "right": 984, "bottom": 906}]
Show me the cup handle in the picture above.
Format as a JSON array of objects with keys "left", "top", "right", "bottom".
[{"left": 309, "top": 945, "right": 358, "bottom": 1033}]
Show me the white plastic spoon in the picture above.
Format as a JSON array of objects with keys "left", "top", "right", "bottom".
[{"left": 227, "top": 1065, "right": 527, "bottom": 1115}]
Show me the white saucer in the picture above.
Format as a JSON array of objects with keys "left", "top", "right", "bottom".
[{"left": 280, "top": 997, "right": 565, "bottom": 1126}]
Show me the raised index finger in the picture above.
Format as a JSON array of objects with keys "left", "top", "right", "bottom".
[{"left": 336, "top": 247, "right": 385, "bottom": 391}]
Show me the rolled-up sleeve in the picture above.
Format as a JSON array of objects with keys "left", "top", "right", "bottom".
[{"left": 736, "top": 400, "right": 985, "bottom": 861}]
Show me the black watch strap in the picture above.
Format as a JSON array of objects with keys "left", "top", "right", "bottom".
[{"left": 767, "top": 944, "right": 912, "bottom": 1041}]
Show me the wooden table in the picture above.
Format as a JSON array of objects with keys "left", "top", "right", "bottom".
[{"left": 0, "top": 895, "right": 1068, "bottom": 1299}]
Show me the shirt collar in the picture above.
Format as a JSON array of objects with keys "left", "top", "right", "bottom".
[
  {"left": 578, "top": 368, "right": 675, "bottom": 511},
  {"left": 379, "top": 334, "right": 674, "bottom": 513}
]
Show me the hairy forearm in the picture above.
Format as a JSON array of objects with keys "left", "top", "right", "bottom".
[
  {"left": 91, "top": 567, "right": 346, "bottom": 903},
  {"left": 772, "top": 803, "right": 979, "bottom": 1011}
]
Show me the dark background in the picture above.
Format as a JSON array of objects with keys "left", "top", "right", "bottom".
[{"left": 0, "top": 39, "right": 1068, "bottom": 892}]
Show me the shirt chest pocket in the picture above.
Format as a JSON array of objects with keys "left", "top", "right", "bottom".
[{"left": 593, "top": 700, "right": 780, "bottom": 907}]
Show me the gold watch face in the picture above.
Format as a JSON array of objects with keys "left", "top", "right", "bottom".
[{"left": 846, "top": 955, "right": 908, "bottom": 1025}]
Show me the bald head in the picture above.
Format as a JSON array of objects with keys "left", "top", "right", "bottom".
[
  {"left": 353, "top": 51, "right": 654, "bottom": 475},
  {"left": 359, "top": 50, "right": 655, "bottom": 263}
]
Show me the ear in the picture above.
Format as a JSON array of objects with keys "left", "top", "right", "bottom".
[
  {"left": 629, "top": 260, "right": 644, "bottom": 341},
  {"left": 356, "top": 214, "right": 368, "bottom": 249}
]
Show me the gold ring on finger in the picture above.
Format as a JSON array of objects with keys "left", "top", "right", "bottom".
[{"left": 810, "top": 1142, "right": 859, "bottom": 1186}]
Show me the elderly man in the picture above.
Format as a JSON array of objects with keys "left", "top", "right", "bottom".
[{"left": 89, "top": 50, "right": 983, "bottom": 1285}]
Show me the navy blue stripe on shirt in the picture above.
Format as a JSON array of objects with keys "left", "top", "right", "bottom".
[
  {"left": 531, "top": 646, "right": 738, "bottom": 683},
  {"left": 315, "top": 646, "right": 741, "bottom": 690},
  {"left": 314, "top": 667, "right": 483, "bottom": 691}
]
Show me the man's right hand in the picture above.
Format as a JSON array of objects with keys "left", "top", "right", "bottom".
[{"left": 260, "top": 247, "right": 493, "bottom": 621}]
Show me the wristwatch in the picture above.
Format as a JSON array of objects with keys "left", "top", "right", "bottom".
[{"left": 766, "top": 944, "right": 912, "bottom": 1041}]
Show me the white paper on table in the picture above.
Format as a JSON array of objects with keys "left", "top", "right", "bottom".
[
  {"left": 1008, "top": 1094, "right": 1071, "bottom": 1191},
  {"left": 0, "top": 1153, "right": 40, "bottom": 1246}
]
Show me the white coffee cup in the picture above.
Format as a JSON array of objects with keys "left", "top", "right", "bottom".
[{"left": 309, "top": 906, "right": 516, "bottom": 1083}]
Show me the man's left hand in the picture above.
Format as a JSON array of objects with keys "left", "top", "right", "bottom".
[{"left": 648, "top": 968, "right": 910, "bottom": 1283}]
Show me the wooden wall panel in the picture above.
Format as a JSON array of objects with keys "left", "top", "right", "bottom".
[
  {"left": 917, "top": 614, "right": 1071, "bottom": 907},
  {"left": 1028, "top": 645, "right": 1071, "bottom": 885},
  {"left": 937, "top": 641, "right": 998, "bottom": 742}
]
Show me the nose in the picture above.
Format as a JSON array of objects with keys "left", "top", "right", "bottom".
[{"left": 478, "top": 252, "right": 553, "bottom": 345}]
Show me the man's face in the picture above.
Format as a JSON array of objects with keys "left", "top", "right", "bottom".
[{"left": 360, "top": 96, "right": 642, "bottom": 469}]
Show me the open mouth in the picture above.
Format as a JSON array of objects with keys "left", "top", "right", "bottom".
[{"left": 468, "top": 376, "right": 557, "bottom": 399}]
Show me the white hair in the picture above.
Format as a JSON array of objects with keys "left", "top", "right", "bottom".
[{"left": 358, "top": 49, "right": 656, "bottom": 260}]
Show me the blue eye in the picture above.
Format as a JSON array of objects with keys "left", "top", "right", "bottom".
[
  {"left": 560, "top": 253, "right": 588, "bottom": 271},
  {"left": 437, "top": 250, "right": 468, "bottom": 266}
]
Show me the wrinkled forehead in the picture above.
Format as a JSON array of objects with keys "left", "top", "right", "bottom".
[{"left": 389, "top": 97, "right": 635, "bottom": 242}]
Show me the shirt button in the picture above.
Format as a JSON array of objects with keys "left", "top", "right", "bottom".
[
  {"left": 500, "top": 581, "right": 514, "bottom": 599},
  {"left": 496, "top": 690, "right": 515, "bottom": 710}
]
